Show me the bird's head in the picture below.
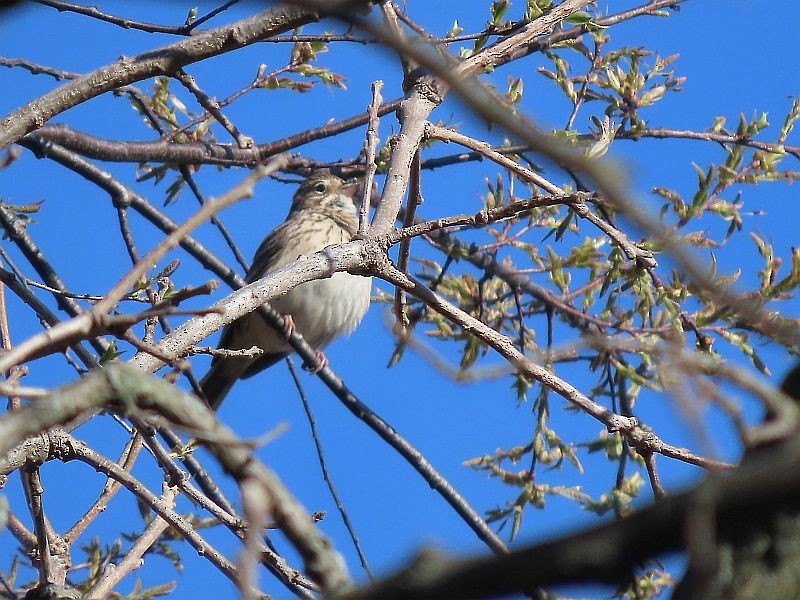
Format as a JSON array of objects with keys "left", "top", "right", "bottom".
[{"left": 290, "top": 171, "right": 362, "bottom": 218}]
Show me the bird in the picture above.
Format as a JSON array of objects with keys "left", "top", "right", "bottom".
[{"left": 199, "top": 171, "right": 372, "bottom": 409}]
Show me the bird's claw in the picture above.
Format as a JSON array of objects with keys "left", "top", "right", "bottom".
[
  {"left": 280, "top": 315, "right": 295, "bottom": 341},
  {"left": 302, "top": 350, "right": 328, "bottom": 374}
]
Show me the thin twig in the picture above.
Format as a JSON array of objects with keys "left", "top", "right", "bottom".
[
  {"left": 165, "top": 62, "right": 294, "bottom": 144},
  {"left": 5, "top": 510, "right": 37, "bottom": 551},
  {"left": 133, "top": 422, "right": 316, "bottom": 596},
  {"left": 425, "top": 123, "right": 657, "bottom": 267},
  {"left": 65, "top": 435, "right": 252, "bottom": 592},
  {"left": 87, "top": 488, "right": 177, "bottom": 598},
  {"left": 358, "top": 80, "right": 383, "bottom": 237},
  {"left": 565, "top": 38, "right": 604, "bottom": 131},
  {"left": 642, "top": 451, "right": 667, "bottom": 500},
  {"left": 125, "top": 63, "right": 251, "bottom": 276},
  {"left": 180, "top": 167, "right": 250, "bottom": 273},
  {"left": 377, "top": 266, "right": 733, "bottom": 472},
  {"left": 392, "top": 150, "right": 422, "bottom": 328},
  {"left": 0, "top": 204, "right": 111, "bottom": 359},
  {"left": 33, "top": 0, "right": 238, "bottom": 36},
  {"left": 21, "top": 467, "right": 54, "bottom": 586},
  {"left": 64, "top": 433, "right": 144, "bottom": 544},
  {"left": 0, "top": 269, "right": 96, "bottom": 372},
  {"left": 30, "top": 98, "right": 402, "bottom": 165},
  {"left": 173, "top": 69, "right": 253, "bottom": 149},
  {"left": 379, "top": 1, "right": 413, "bottom": 76},
  {"left": 115, "top": 207, "right": 140, "bottom": 264},
  {"left": 391, "top": 193, "right": 583, "bottom": 243},
  {"left": 287, "top": 358, "right": 372, "bottom": 578}
]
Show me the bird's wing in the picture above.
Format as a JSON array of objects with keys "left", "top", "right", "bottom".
[
  {"left": 246, "top": 221, "right": 297, "bottom": 283},
  {"left": 229, "top": 221, "right": 298, "bottom": 378}
]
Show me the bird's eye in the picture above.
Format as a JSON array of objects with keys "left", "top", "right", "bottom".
[{"left": 314, "top": 182, "right": 327, "bottom": 193}]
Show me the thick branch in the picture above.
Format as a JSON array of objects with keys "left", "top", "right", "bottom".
[
  {"left": 0, "top": 364, "right": 351, "bottom": 594},
  {"left": 0, "top": 5, "right": 318, "bottom": 150},
  {"left": 0, "top": 157, "right": 286, "bottom": 373},
  {"left": 365, "top": 0, "right": 592, "bottom": 234},
  {"left": 343, "top": 434, "right": 800, "bottom": 599},
  {"left": 27, "top": 96, "right": 401, "bottom": 165}
]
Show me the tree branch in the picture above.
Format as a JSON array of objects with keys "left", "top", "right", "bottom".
[
  {"left": 343, "top": 433, "right": 800, "bottom": 599},
  {"left": 0, "top": 363, "right": 351, "bottom": 594},
  {"left": 0, "top": 5, "right": 319, "bottom": 150}
]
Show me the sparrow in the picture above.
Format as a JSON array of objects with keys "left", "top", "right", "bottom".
[{"left": 199, "top": 171, "right": 372, "bottom": 409}]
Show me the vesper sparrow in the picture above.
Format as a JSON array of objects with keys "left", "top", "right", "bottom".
[{"left": 199, "top": 171, "right": 372, "bottom": 408}]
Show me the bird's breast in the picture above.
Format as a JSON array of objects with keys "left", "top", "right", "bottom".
[{"left": 271, "top": 272, "right": 371, "bottom": 349}]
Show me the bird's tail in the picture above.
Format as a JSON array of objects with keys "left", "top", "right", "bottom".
[{"left": 199, "top": 360, "right": 242, "bottom": 410}]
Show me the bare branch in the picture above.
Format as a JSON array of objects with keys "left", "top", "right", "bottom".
[
  {"left": 28, "top": 96, "right": 403, "bottom": 165},
  {"left": 393, "top": 151, "right": 422, "bottom": 328},
  {"left": 63, "top": 433, "right": 144, "bottom": 544},
  {"left": 67, "top": 435, "right": 249, "bottom": 592},
  {"left": 358, "top": 80, "right": 383, "bottom": 237},
  {"left": 287, "top": 358, "right": 372, "bottom": 578},
  {"left": 86, "top": 488, "right": 176, "bottom": 599},
  {"left": 33, "top": 0, "right": 239, "bottom": 36},
  {"left": 0, "top": 5, "right": 319, "bottom": 150}
]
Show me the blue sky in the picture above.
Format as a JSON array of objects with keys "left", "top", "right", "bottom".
[{"left": 0, "top": 1, "right": 798, "bottom": 598}]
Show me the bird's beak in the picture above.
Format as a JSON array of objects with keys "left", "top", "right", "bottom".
[
  {"left": 342, "top": 178, "right": 379, "bottom": 206},
  {"left": 340, "top": 178, "right": 361, "bottom": 197}
]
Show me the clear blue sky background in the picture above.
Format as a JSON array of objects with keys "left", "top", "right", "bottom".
[{"left": 0, "top": 1, "right": 798, "bottom": 598}]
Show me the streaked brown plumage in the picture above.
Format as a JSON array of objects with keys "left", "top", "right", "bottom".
[{"left": 200, "top": 172, "right": 371, "bottom": 409}]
